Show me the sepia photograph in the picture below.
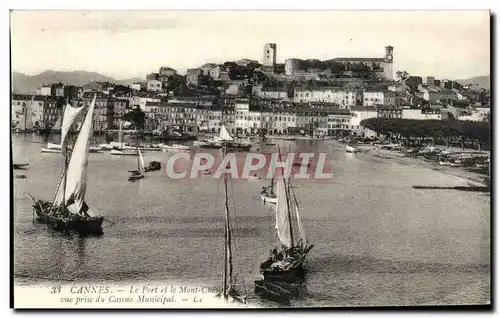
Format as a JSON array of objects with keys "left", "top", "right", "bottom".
[{"left": 10, "top": 9, "right": 491, "bottom": 309}]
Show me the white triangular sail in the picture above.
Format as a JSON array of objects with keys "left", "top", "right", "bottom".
[
  {"left": 25, "top": 96, "right": 34, "bottom": 130},
  {"left": 275, "top": 177, "right": 292, "bottom": 248},
  {"left": 138, "top": 148, "right": 145, "bottom": 172},
  {"left": 61, "top": 102, "right": 85, "bottom": 148},
  {"left": 53, "top": 95, "right": 97, "bottom": 214},
  {"left": 218, "top": 125, "right": 233, "bottom": 141},
  {"left": 52, "top": 116, "right": 62, "bottom": 130},
  {"left": 291, "top": 186, "right": 306, "bottom": 246}
]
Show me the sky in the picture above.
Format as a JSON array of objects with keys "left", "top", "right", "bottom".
[{"left": 10, "top": 10, "right": 490, "bottom": 80}]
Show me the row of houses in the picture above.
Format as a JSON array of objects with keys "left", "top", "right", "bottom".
[
  {"left": 12, "top": 90, "right": 489, "bottom": 135},
  {"left": 255, "top": 82, "right": 465, "bottom": 108},
  {"left": 139, "top": 98, "right": 490, "bottom": 137}
]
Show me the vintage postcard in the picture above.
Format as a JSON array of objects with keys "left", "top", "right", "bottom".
[{"left": 10, "top": 10, "right": 491, "bottom": 309}]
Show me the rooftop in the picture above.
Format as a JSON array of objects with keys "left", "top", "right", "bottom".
[{"left": 333, "top": 57, "right": 386, "bottom": 62}]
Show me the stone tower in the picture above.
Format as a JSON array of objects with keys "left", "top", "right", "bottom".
[
  {"left": 263, "top": 43, "right": 277, "bottom": 67},
  {"left": 384, "top": 45, "right": 394, "bottom": 80}
]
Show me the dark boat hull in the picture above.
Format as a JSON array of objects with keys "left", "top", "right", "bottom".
[
  {"left": 128, "top": 173, "right": 145, "bottom": 181},
  {"left": 260, "top": 264, "right": 305, "bottom": 282},
  {"left": 34, "top": 207, "right": 104, "bottom": 235}
]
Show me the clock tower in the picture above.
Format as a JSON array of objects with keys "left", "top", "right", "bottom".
[
  {"left": 384, "top": 45, "right": 394, "bottom": 80},
  {"left": 385, "top": 45, "right": 394, "bottom": 63}
]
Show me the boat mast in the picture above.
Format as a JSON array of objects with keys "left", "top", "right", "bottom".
[
  {"left": 278, "top": 146, "right": 294, "bottom": 247},
  {"left": 60, "top": 101, "right": 72, "bottom": 212},
  {"left": 221, "top": 103, "right": 233, "bottom": 300},
  {"left": 136, "top": 147, "right": 140, "bottom": 171}
]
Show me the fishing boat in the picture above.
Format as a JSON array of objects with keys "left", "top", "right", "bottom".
[
  {"left": 193, "top": 139, "right": 223, "bottom": 149},
  {"left": 128, "top": 147, "right": 145, "bottom": 181},
  {"left": 163, "top": 144, "right": 191, "bottom": 151},
  {"left": 249, "top": 174, "right": 261, "bottom": 180},
  {"left": 41, "top": 147, "right": 62, "bottom": 153},
  {"left": 259, "top": 149, "right": 314, "bottom": 282},
  {"left": 27, "top": 95, "right": 104, "bottom": 236},
  {"left": 144, "top": 161, "right": 161, "bottom": 172},
  {"left": 13, "top": 163, "right": 29, "bottom": 170},
  {"left": 47, "top": 142, "right": 62, "bottom": 150},
  {"left": 124, "top": 145, "right": 163, "bottom": 151},
  {"left": 110, "top": 121, "right": 137, "bottom": 155},
  {"left": 284, "top": 136, "right": 296, "bottom": 141},
  {"left": 260, "top": 177, "right": 277, "bottom": 204},
  {"left": 345, "top": 144, "right": 358, "bottom": 153},
  {"left": 214, "top": 124, "right": 247, "bottom": 305}
]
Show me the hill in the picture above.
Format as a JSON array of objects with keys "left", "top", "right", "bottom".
[
  {"left": 455, "top": 75, "right": 490, "bottom": 90},
  {"left": 12, "top": 70, "right": 143, "bottom": 94}
]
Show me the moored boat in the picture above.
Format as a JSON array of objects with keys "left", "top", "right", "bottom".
[
  {"left": 41, "top": 147, "right": 62, "bottom": 153},
  {"left": 128, "top": 147, "right": 145, "bottom": 181},
  {"left": 110, "top": 149, "right": 137, "bottom": 156},
  {"left": 345, "top": 145, "right": 358, "bottom": 153},
  {"left": 163, "top": 144, "right": 191, "bottom": 151},
  {"left": 259, "top": 147, "right": 314, "bottom": 283},
  {"left": 260, "top": 177, "right": 277, "bottom": 204},
  {"left": 28, "top": 95, "right": 105, "bottom": 235}
]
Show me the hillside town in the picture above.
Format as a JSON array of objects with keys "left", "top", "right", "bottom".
[{"left": 11, "top": 43, "right": 491, "bottom": 139}]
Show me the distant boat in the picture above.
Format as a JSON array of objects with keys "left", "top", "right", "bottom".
[
  {"left": 13, "top": 163, "right": 29, "bottom": 170},
  {"left": 345, "top": 145, "right": 358, "bottom": 153},
  {"left": 193, "top": 139, "right": 223, "bottom": 149},
  {"left": 260, "top": 177, "right": 277, "bottom": 204},
  {"left": 284, "top": 136, "right": 296, "bottom": 141},
  {"left": 47, "top": 142, "right": 62, "bottom": 150},
  {"left": 163, "top": 144, "right": 191, "bottom": 151},
  {"left": 111, "top": 149, "right": 137, "bottom": 156},
  {"left": 110, "top": 121, "right": 137, "bottom": 155},
  {"left": 128, "top": 147, "right": 145, "bottom": 181},
  {"left": 27, "top": 95, "right": 104, "bottom": 235},
  {"left": 41, "top": 148, "right": 62, "bottom": 154},
  {"left": 249, "top": 175, "right": 261, "bottom": 180}
]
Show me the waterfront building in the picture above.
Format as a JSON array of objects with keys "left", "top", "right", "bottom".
[
  {"left": 401, "top": 108, "right": 442, "bottom": 120},
  {"left": 326, "top": 109, "right": 352, "bottom": 136},
  {"left": 377, "top": 106, "right": 403, "bottom": 119},
  {"left": 11, "top": 94, "right": 47, "bottom": 129},
  {"left": 350, "top": 106, "right": 378, "bottom": 137}
]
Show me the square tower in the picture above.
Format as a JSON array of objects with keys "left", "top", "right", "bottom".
[{"left": 263, "top": 43, "right": 277, "bottom": 67}]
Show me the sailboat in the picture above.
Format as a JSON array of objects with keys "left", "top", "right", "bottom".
[
  {"left": 27, "top": 95, "right": 104, "bottom": 235},
  {"left": 260, "top": 177, "right": 277, "bottom": 204},
  {"left": 128, "top": 147, "right": 145, "bottom": 181},
  {"left": 111, "top": 120, "right": 137, "bottom": 155},
  {"left": 259, "top": 148, "right": 314, "bottom": 282},
  {"left": 43, "top": 101, "right": 85, "bottom": 153},
  {"left": 214, "top": 122, "right": 246, "bottom": 305},
  {"left": 13, "top": 95, "right": 35, "bottom": 133}
]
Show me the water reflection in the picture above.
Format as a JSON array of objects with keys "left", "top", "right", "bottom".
[{"left": 12, "top": 134, "right": 490, "bottom": 306}]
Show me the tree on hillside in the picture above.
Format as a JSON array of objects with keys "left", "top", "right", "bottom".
[
  {"left": 123, "top": 108, "right": 146, "bottom": 130},
  {"left": 396, "top": 70, "right": 409, "bottom": 81}
]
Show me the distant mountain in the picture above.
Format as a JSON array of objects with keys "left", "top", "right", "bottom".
[
  {"left": 455, "top": 75, "right": 490, "bottom": 89},
  {"left": 11, "top": 70, "right": 144, "bottom": 94}
]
